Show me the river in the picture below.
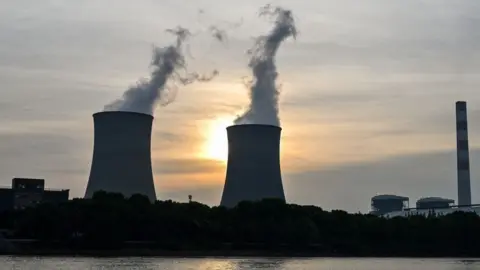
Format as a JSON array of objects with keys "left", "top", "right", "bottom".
[{"left": 1, "top": 257, "right": 479, "bottom": 269}]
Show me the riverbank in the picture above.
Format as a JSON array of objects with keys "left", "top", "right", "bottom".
[
  {"left": 1, "top": 257, "right": 476, "bottom": 270},
  {"left": 2, "top": 247, "right": 480, "bottom": 258},
  {"left": 2, "top": 196, "right": 480, "bottom": 258},
  {"left": 1, "top": 249, "right": 332, "bottom": 257},
  {"left": 1, "top": 239, "right": 479, "bottom": 258},
  {"left": 0, "top": 242, "right": 336, "bottom": 257}
]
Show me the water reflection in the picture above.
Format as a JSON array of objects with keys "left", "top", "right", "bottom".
[
  {"left": 454, "top": 259, "right": 480, "bottom": 270},
  {"left": 196, "top": 258, "right": 288, "bottom": 270},
  {"left": 2, "top": 257, "right": 480, "bottom": 269},
  {"left": 1, "top": 256, "right": 165, "bottom": 270},
  {"left": 234, "top": 258, "right": 288, "bottom": 270},
  {"left": 81, "top": 257, "right": 160, "bottom": 269}
]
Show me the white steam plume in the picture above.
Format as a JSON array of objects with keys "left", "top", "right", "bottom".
[
  {"left": 104, "top": 26, "right": 218, "bottom": 115},
  {"left": 197, "top": 8, "right": 243, "bottom": 46},
  {"left": 234, "top": 5, "right": 297, "bottom": 126}
]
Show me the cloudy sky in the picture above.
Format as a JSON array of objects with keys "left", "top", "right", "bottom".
[{"left": 1, "top": 0, "right": 480, "bottom": 212}]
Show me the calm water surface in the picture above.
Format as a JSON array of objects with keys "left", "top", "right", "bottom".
[{"left": 1, "top": 257, "right": 480, "bottom": 269}]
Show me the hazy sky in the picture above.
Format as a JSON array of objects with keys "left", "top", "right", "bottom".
[{"left": 1, "top": 0, "right": 480, "bottom": 212}]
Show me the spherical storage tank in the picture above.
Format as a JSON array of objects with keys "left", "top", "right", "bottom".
[
  {"left": 220, "top": 124, "right": 285, "bottom": 207},
  {"left": 84, "top": 111, "right": 157, "bottom": 201}
]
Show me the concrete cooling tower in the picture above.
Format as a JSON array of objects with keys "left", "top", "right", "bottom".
[
  {"left": 84, "top": 111, "right": 157, "bottom": 201},
  {"left": 220, "top": 124, "right": 285, "bottom": 207}
]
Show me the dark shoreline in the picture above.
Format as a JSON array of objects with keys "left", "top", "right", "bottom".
[
  {"left": 2, "top": 249, "right": 480, "bottom": 258},
  {"left": 2, "top": 196, "right": 480, "bottom": 259}
]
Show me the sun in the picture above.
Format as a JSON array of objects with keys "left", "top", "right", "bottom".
[{"left": 202, "top": 117, "right": 232, "bottom": 163}]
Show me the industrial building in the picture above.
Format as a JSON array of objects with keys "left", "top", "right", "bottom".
[
  {"left": 370, "top": 195, "right": 409, "bottom": 215},
  {"left": 384, "top": 204, "right": 480, "bottom": 218},
  {"left": 416, "top": 197, "right": 455, "bottom": 209},
  {"left": 84, "top": 111, "right": 157, "bottom": 202},
  {"left": 0, "top": 178, "right": 69, "bottom": 212},
  {"left": 220, "top": 124, "right": 285, "bottom": 208},
  {"left": 375, "top": 101, "right": 475, "bottom": 218}
]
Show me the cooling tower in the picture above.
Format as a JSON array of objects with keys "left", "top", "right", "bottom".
[
  {"left": 456, "top": 101, "right": 472, "bottom": 206},
  {"left": 220, "top": 124, "right": 285, "bottom": 207},
  {"left": 84, "top": 111, "right": 157, "bottom": 201}
]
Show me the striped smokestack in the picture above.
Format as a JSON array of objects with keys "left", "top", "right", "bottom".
[{"left": 456, "top": 101, "right": 472, "bottom": 206}]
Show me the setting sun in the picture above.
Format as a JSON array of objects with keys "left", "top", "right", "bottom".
[{"left": 202, "top": 117, "right": 233, "bottom": 162}]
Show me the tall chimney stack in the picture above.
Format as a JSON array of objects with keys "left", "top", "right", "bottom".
[{"left": 456, "top": 101, "right": 472, "bottom": 206}]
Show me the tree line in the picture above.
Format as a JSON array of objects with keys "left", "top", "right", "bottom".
[{"left": 0, "top": 191, "right": 479, "bottom": 256}]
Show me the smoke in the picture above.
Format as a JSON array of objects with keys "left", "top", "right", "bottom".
[
  {"left": 209, "top": 26, "right": 229, "bottom": 43},
  {"left": 234, "top": 5, "right": 297, "bottom": 126},
  {"left": 104, "top": 26, "right": 218, "bottom": 115},
  {"left": 196, "top": 8, "right": 243, "bottom": 46}
]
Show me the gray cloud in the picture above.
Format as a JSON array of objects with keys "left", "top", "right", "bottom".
[
  {"left": 0, "top": 130, "right": 91, "bottom": 197},
  {"left": 1, "top": 0, "right": 480, "bottom": 209},
  {"left": 153, "top": 158, "right": 224, "bottom": 175},
  {"left": 284, "top": 148, "right": 480, "bottom": 213},
  {"left": 153, "top": 148, "right": 479, "bottom": 211}
]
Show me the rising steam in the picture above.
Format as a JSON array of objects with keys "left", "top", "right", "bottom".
[
  {"left": 234, "top": 5, "right": 297, "bottom": 126},
  {"left": 104, "top": 26, "right": 218, "bottom": 115}
]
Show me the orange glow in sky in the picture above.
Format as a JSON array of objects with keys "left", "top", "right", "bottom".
[{"left": 202, "top": 116, "right": 233, "bottom": 163}]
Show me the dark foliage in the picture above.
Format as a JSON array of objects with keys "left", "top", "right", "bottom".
[{"left": 1, "top": 191, "right": 479, "bottom": 256}]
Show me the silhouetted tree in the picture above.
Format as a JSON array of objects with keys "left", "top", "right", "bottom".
[{"left": 1, "top": 192, "right": 479, "bottom": 256}]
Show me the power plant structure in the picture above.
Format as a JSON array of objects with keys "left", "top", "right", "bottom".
[
  {"left": 456, "top": 101, "right": 472, "bottom": 206},
  {"left": 370, "top": 195, "right": 409, "bottom": 215},
  {"left": 376, "top": 100, "right": 477, "bottom": 218},
  {"left": 220, "top": 124, "right": 285, "bottom": 208},
  {"left": 84, "top": 111, "right": 157, "bottom": 202},
  {"left": 415, "top": 197, "right": 455, "bottom": 209}
]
